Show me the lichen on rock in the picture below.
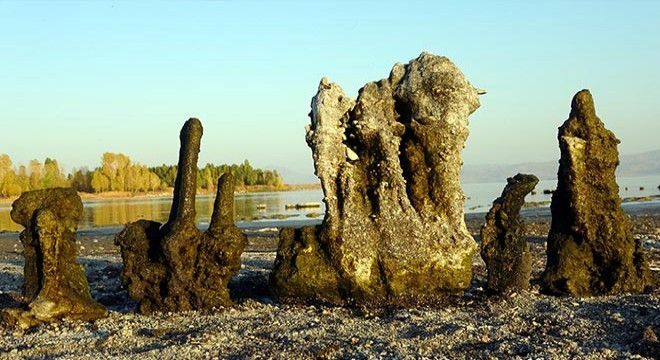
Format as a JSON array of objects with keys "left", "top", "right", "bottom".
[
  {"left": 1, "top": 188, "right": 107, "bottom": 329},
  {"left": 115, "top": 118, "right": 247, "bottom": 313},
  {"left": 271, "top": 52, "right": 482, "bottom": 305},
  {"left": 540, "top": 90, "right": 652, "bottom": 296},
  {"left": 480, "top": 173, "right": 539, "bottom": 293}
]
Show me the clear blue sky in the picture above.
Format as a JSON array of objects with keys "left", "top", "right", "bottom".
[{"left": 1, "top": 1, "right": 659, "bottom": 183}]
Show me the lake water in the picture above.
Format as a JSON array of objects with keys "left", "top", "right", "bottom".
[{"left": 1, "top": 175, "right": 659, "bottom": 232}]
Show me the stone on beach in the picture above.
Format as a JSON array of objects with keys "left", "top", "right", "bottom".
[
  {"left": 540, "top": 90, "right": 652, "bottom": 296},
  {"left": 271, "top": 52, "right": 482, "bottom": 304},
  {"left": 115, "top": 118, "right": 247, "bottom": 313},
  {"left": 1, "top": 188, "right": 107, "bottom": 329},
  {"left": 480, "top": 173, "right": 538, "bottom": 293}
]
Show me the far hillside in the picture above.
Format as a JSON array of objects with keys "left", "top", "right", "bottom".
[{"left": 461, "top": 149, "right": 660, "bottom": 184}]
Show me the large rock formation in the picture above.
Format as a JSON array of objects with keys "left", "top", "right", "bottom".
[
  {"left": 480, "top": 173, "right": 538, "bottom": 293},
  {"left": 271, "top": 52, "right": 482, "bottom": 304},
  {"left": 115, "top": 118, "right": 247, "bottom": 313},
  {"left": 1, "top": 188, "right": 107, "bottom": 329},
  {"left": 540, "top": 90, "right": 652, "bottom": 296}
]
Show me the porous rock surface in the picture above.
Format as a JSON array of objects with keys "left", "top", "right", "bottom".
[
  {"left": 541, "top": 89, "right": 652, "bottom": 296},
  {"left": 480, "top": 173, "right": 538, "bottom": 293},
  {"left": 271, "top": 52, "right": 482, "bottom": 304},
  {"left": 1, "top": 188, "right": 107, "bottom": 328},
  {"left": 115, "top": 118, "right": 247, "bottom": 313}
]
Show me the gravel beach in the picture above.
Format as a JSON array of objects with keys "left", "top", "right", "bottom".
[{"left": 0, "top": 206, "right": 658, "bottom": 359}]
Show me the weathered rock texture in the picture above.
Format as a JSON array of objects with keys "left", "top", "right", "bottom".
[
  {"left": 115, "top": 118, "right": 247, "bottom": 314},
  {"left": 480, "top": 173, "right": 539, "bottom": 293},
  {"left": 271, "top": 52, "right": 481, "bottom": 304},
  {"left": 540, "top": 90, "right": 652, "bottom": 296},
  {"left": 1, "top": 188, "right": 107, "bottom": 328}
]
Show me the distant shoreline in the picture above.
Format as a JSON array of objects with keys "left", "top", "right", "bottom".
[{"left": 0, "top": 183, "right": 322, "bottom": 205}]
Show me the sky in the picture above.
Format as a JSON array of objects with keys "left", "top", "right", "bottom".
[{"left": 1, "top": 1, "right": 659, "bottom": 183}]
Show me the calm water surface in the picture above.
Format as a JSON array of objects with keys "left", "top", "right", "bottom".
[
  {"left": 0, "top": 190, "right": 325, "bottom": 232},
  {"left": 1, "top": 175, "right": 659, "bottom": 232},
  {"left": 463, "top": 175, "right": 660, "bottom": 213}
]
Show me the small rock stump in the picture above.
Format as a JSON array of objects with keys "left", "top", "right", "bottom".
[
  {"left": 480, "top": 173, "right": 538, "bottom": 293},
  {"left": 1, "top": 188, "right": 107, "bottom": 329}
]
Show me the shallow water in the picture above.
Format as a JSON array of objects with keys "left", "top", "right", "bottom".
[
  {"left": 1, "top": 175, "right": 659, "bottom": 232},
  {"left": 0, "top": 190, "right": 326, "bottom": 232},
  {"left": 464, "top": 175, "right": 660, "bottom": 213}
]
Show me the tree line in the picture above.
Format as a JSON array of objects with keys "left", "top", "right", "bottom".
[
  {"left": 150, "top": 159, "right": 284, "bottom": 191},
  {"left": 0, "top": 153, "right": 284, "bottom": 198}
]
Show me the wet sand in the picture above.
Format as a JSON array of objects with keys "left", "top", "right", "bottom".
[{"left": 0, "top": 204, "right": 658, "bottom": 359}]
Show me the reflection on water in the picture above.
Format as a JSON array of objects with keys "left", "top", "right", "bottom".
[
  {"left": 1, "top": 175, "right": 659, "bottom": 232},
  {"left": 0, "top": 190, "right": 326, "bottom": 232}
]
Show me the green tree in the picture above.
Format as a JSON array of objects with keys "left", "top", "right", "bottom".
[
  {"left": 101, "top": 152, "right": 131, "bottom": 191},
  {"left": 1, "top": 171, "right": 22, "bottom": 197},
  {"left": 149, "top": 164, "right": 177, "bottom": 188},
  {"left": 0, "top": 154, "right": 20, "bottom": 197},
  {"left": 93, "top": 153, "right": 163, "bottom": 193},
  {"left": 28, "top": 159, "right": 43, "bottom": 190},
  {"left": 148, "top": 172, "right": 162, "bottom": 191},
  {"left": 200, "top": 164, "right": 215, "bottom": 191},
  {"left": 16, "top": 165, "right": 29, "bottom": 193},
  {"left": 41, "top": 158, "right": 67, "bottom": 188},
  {"left": 70, "top": 167, "right": 93, "bottom": 193},
  {"left": 90, "top": 169, "right": 110, "bottom": 193},
  {"left": 0, "top": 154, "right": 11, "bottom": 179},
  {"left": 148, "top": 160, "right": 285, "bottom": 191},
  {"left": 241, "top": 159, "right": 257, "bottom": 185},
  {"left": 0, "top": 154, "right": 12, "bottom": 197},
  {"left": 125, "top": 164, "right": 153, "bottom": 193}
]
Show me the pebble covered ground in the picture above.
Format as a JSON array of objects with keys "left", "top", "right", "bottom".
[{"left": 0, "top": 210, "right": 658, "bottom": 359}]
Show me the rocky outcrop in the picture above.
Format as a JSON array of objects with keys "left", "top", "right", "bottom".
[
  {"left": 115, "top": 118, "right": 247, "bottom": 314},
  {"left": 1, "top": 188, "right": 107, "bottom": 329},
  {"left": 271, "top": 52, "right": 482, "bottom": 304},
  {"left": 541, "top": 90, "right": 652, "bottom": 296},
  {"left": 480, "top": 174, "right": 538, "bottom": 293}
]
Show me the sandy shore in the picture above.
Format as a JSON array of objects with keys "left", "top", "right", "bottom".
[{"left": 0, "top": 206, "right": 658, "bottom": 359}]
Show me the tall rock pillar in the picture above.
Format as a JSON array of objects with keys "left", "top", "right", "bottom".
[{"left": 541, "top": 90, "right": 652, "bottom": 296}]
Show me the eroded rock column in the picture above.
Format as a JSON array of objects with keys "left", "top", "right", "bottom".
[
  {"left": 271, "top": 52, "right": 482, "bottom": 304},
  {"left": 540, "top": 90, "right": 652, "bottom": 296},
  {"left": 1, "top": 188, "right": 107, "bottom": 329},
  {"left": 480, "top": 173, "right": 538, "bottom": 293},
  {"left": 115, "top": 118, "right": 247, "bottom": 313}
]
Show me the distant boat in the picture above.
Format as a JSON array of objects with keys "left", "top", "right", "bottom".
[{"left": 285, "top": 202, "right": 321, "bottom": 209}]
